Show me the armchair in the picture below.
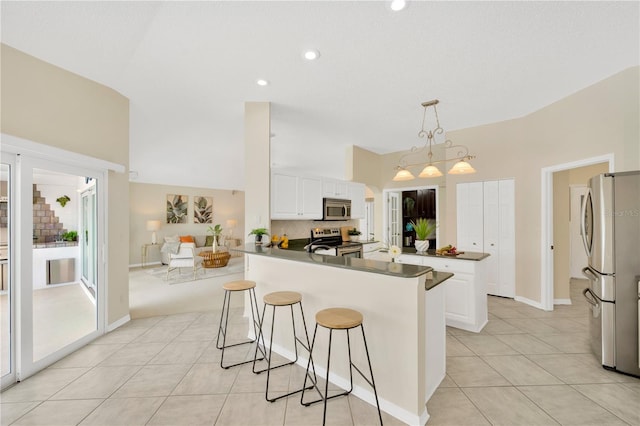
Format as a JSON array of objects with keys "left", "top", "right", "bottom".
[{"left": 166, "top": 242, "right": 204, "bottom": 280}]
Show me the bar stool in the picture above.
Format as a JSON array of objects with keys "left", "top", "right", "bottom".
[
  {"left": 252, "top": 291, "right": 317, "bottom": 402},
  {"left": 301, "top": 307, "right": 383, "bottom": 425},
  {"left": 216, "top": 280, "right": 265, "bottom": 369}
]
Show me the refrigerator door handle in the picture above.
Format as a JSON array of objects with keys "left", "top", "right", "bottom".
[
  {"left": 583, "top": 287, "right": 599, "bottom": 307},
  {"left": 582, "top": 266, "right": 597, "bottom": 281}
]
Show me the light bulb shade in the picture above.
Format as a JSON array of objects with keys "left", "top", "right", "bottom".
[
  {"left": 393, "top": 168, "right": 415, "bottom": 181},
  {"left": 146, "top": 220, "right": 161, "bottom": 231},
  {"left": 226, "top": 219, "right": 238, "bottom": 228},
  {"left": 448, "top": 160, "right": 476, "bottom": 175},
  {"left": 418, "top": 165, "right": 443, "bottom": 178}
]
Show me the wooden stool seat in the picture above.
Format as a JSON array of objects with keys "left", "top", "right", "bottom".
[
  {"left": 263, "top": 291, "right": 302, "bottom": 306},
  {"left": 316, "top": 308, "right": 363, "bottom": 330},
  {"left": 223, "top": 280, "right": 256, "bottom": 292}
]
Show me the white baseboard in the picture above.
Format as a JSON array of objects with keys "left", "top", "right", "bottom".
[
  {"left": 554, "top": 298, "right": 572, "bottom": 305},
  {"left": 129, "top": 261, "right": 162, "bottom": 269},
  {"left": 107, "top": 314, "right": 131, "bottom": 331},
  {"left": 514, "top": 295, "right": 548, "bottom": 311},
  {"left": 267, "top": 341, "right": 427, "bottom": 426}
]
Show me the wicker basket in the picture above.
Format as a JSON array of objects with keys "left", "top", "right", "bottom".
[{"left": 202, "top": 250, "right": 231, "bottom": 268}]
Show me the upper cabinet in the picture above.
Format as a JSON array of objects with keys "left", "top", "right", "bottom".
[
  {"left": 348, "top": 182, "right": 366, "bottom": 219},
  {"left": 271, "top": 170, "right": 366, "bottom": 221},
  {"left": 271, "top": 171, "right": 322, "bottom": 220},
  {"left": 322, "top": 179, "right": 349, "bottom": 199}
]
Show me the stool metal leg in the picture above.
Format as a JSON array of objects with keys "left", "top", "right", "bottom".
[
  {"left": 216, "top": 287, "right": 265, "bottom": 369},
  {"left": 253, "top": 301, "right": 316, "bottom": 402},
  {"left": 300, "top": 324, "right": 383, "bottom": 426}
]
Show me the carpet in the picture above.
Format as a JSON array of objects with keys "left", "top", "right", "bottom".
[{"left": 146, "top": 257, "right": 244, "bottom": 285}]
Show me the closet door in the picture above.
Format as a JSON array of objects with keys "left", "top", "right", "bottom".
[
  {"left": 483, "top": 181, "right": 501, "bottom": 296},
  {"left": 456, "top": 182, "right": 484, "bottom": 252},
  {"left": 483, "top": 180, "right": 515, "bottom": 297}
]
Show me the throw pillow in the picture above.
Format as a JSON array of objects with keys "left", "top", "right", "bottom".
[
  {"left": 205, "top": 235, "right": 214, "bottom": 246},
  {"left": 180, "top": 235, "right": 194, "bottom": 243}
]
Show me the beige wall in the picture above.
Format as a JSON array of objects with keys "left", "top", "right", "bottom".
[
  {"left": 1, "top": 44, "right": 130, "bottom": 325},
  {"left": 353, "top": 66, "right": 639, "bottom": 305},
  {"left": 129, "top": 182, "right": 245, "bottom": 265}
]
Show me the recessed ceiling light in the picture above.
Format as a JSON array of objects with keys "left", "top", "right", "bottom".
[
  {"left": 303, "top": 49, "right": 320, "bottom": 60},
  {"left": 256, "top": 79, "right": 269, "bottom": 86},
  {"left": 390, "top": 0, "right": 407, "bottom": 11}
]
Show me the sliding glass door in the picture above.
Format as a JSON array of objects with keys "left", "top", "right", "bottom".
[
  {"left": 81, "top": 186, "right": 97, "bottom": 298},
  {"left": 1, "top": 157, "right": 15, "bottom": 388},
  {"left": 1, "top": 149, "right": 105, "bottom": 386}
]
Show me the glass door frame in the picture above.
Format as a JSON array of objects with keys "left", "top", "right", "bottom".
[
  {"left": 1, "top": 153, "right": 17, "bottom": 389},
  {"left": 13, "top": 154, "right": 107, "bottom": 381},
  {"left": 81, "top": 185, "right": 97, "bottom": 298}
]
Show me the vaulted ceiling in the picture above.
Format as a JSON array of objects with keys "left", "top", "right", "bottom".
[{"left": 2, "top": 1, "right": 638, "bottom": 190}]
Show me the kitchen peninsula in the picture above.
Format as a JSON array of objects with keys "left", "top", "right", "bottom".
[
  {"left": 233, "top": 244, "right": 453, "bottom": 425},
  {"left": 397, "top": 249, "right": 490, "bottom": 333}
]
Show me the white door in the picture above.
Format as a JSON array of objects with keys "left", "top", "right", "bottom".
[
  {"left": 457, "top": 182, "right": 484, "bottom": 251},
  {"left": 570, "top": 185, "right": 589, "bottom": 278},
  {"left": 497, "top": 180, "right": 515, "bottom": 297},
  {"left": 387, "top": 192, "right": 401, "bottom": 247}
]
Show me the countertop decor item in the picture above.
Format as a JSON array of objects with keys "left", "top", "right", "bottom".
[
  {"left": 248, "top": 227, "right": 269, "bottom": 244},
  {"left": 410, "top": 218, "right": 437, "bottom": 253},
  {"left": 393, "top": 99, "right": 476, "bottom": 181}
]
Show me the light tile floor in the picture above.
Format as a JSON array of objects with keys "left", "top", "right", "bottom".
[{"left": 2, "top": 280, "right": 639, "bottom": 425}]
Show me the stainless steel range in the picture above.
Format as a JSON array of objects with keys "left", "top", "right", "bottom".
[{"left": 306, "top": 228, "right": 363, "bottom": 258}]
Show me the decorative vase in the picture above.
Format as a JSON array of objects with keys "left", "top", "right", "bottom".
[
  {"left": 212, "top": 235, "right": 219, "bottom": 253},
  {"left": 255, "top": 235, "right": 263, "bottom": 245},
  {"left": 350, "top": 235, "right": 360, "bottom": 242},
  {"left": 414, "top": 239, "right": 429, "bottom": 253}
]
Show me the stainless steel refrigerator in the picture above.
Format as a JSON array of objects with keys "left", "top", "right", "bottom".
[{"left": 581, "top": 171, "right": 640, "bottom": 377}]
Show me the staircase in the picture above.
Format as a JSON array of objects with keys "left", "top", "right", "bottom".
[{"left": 33, "top": 185, "right": 66, "bottom": 244}]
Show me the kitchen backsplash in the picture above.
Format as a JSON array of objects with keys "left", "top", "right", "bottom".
[{"left": 271, "top": 219, "right": 360, "bottom": 239}]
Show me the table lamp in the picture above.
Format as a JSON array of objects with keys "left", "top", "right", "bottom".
[
  {"left": 146, "top": 220, "right": 161, "bottom": 244},
  {"left": 226, "top": 219, "right": 237, "bottom": 237}
]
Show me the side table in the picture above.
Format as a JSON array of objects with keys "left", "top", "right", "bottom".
[{"left": 141, "top": 243, "right": 160, "bottom": 268}]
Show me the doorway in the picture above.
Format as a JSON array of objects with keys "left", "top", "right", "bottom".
[
  {"left": 541, "top": 155, "right": 613, "bottom": 310},
  {"left": 384, "top": 185, "right": 439, "bottom": 249}
]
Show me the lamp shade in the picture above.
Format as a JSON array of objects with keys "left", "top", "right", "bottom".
[
  {"left": 448, "top": 160, "right": 476, "bottom": 175},
  {"left": 146, "top": 220, "right": 161, "bottom": 231},
  {"left": 146, "top": 220, "right": 161, "bottom": 244},
  {"left": 418, "top": 165, "right": 443, "bottom": 178},
  {"left": 226, "top": 219, "right": 238, "bottom": 228},
  {"left": 392, "top": 168, "right": 415, "bottom": 181}
]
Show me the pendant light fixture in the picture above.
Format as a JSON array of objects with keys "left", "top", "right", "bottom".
[{"left": 393, "top": 100, "right": 476, "bottom": 181}]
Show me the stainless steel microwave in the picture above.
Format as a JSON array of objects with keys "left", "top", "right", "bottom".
[{"left": 323, "top": 198, "right": 351, "bottom": 221}]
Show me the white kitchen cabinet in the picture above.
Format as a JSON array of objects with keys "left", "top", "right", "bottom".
[
  {"left": 348, "top": 182, "right": 366, "bottom": 219},
  {"left": 322, "top": 178, "right": 349, "bottom": 198},
  {"left": 397, "top": 254, "right": 488, "bottom": 333},
  {"left": 271, "top": 171, "right": 322, "bottom": 220},
  {"left": 457, "top": 179, "right": 515, "bottom": 298}
]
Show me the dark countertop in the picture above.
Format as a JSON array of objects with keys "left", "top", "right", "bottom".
[
  {"left": 399, "top": 247, "right": 490, "bottom": 261},
  {"left": 233, "top": 243, "right": 441, "bottom": 282}
]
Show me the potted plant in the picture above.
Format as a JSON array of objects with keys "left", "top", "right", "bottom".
[
  {"left": 207, "top": 224, "right": 223, "bottom": 251},
  {"left": 410, "top": 218, "right": 437, "bottom": 253},
  {"left": 249, "top": 228, "right": 269, "bottom": 245},
  {"left": 61, "top": 230, "right": 78, "bottom": 242},
  {"left": 348, "top": 228, "right": 361, "bottom": 242}
]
